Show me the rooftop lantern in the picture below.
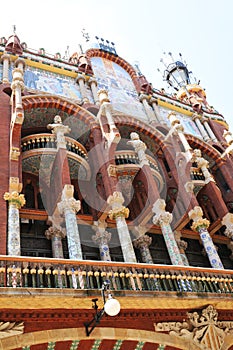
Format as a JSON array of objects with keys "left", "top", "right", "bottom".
[
  {"left": 158, "top": 52, "right": 213, "bottom": 113},
  {"left": 161, "top": 52, "right": 191, "bottom": 91}
]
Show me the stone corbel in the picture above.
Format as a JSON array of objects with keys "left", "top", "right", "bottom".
[{"left": 10, "top": 146, "right": 20, "bottom": 161}]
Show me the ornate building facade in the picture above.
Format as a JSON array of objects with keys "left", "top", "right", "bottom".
[{"left": 0, "top": 32, "right": 233, "bottom": 349}]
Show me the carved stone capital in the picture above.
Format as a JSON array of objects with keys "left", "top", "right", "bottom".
[
  {"left": 98, "top": 89, "right": 110, "bottom": 104},
  {"left": 3, "top": 191, "right": 25, "bottom": 209},
  {"left": 107, "top": 191, "right": 124, "bottom": 208},
  {"left": 188, "top": 206, "right": 203, "bottom": 221},
  {"left": 222, "top": 213, "right": 233, "bottom": 239},
  {"left": 92, "top": 230, "right": 112, "bottom": 245},
  {"left": 88, "top": 77, "right": 98, "bottom": 86},
  {"left": 57, "top": 197, "right": 80, "bottom": 215},
  {"left": 189, "top": 206, "right": 210, "bottom": 231},
  {"left": 133, "top": 234, "right": 152, "bottom": 249},
  {"left": 152, "top": 198, "right": 173, "bottom": 225},
  {"left": 108, "top": 206, "right": 129, "bottom": 220},
  {"left": 1, "top": 53, "right": 11, "bottom": 63},
  {"left": 57, "top": 184, "right": 80, "bottom": 214},
  {"left": 15, "top": 57, "right": 26, "bottom": 70},
  {"left": 45, "top": 226, "right": 66, "bottom": 240},
  {"left": 153, "top": 211, "right": 172, "bottom": 226},
  {"left": 191, "top": 218, "right": 210, "bottom": 232},
  {"left": 139, "top": 93, "right": 149, "bottom": 102}
]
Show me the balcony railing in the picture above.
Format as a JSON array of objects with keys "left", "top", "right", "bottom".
[
  {"left": 1, "top": 256, "right": 233, "bottom": 295},
  {"left": 21, "top": 134, "right": 88, "bottom": 159}
]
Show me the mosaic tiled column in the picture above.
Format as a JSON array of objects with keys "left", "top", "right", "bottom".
[
  {"left": 107, "top": 191, "right": 137, "bottom": 262},
  {"left": 92, "top": 221, "right": 112, "bottom": 261},
  {"left": 76, "top": 74, "right": 89, "bottom": 103},
  {"left": 45, "top": 226, "right": 65, "bottom": 258},
  {"left": 89, "top": 77, "right": 99, "bottom": 105},
  {"left": 192, "top": 113, "right": 210, "bottom": 142},
  {"left": 174, "top": 231, "right": 189, "bottom": 266},
  {"left": 167, "top": 112, "right": 192, "bottom": 153},
  {"left": 201, "top": 118, "right": 217, "bottom": 142},
  {"left": 133, "top": 234, "right": 153, "bottom": 264},
  {"left": 152, "top": 199, "right": 184, "bottom": 266},
  {"left": 150, "top": 97, "right": 164, "bottom": 123},
  {"left": 139, "top": 93, "right": 155, "bottom": 121},
  {"left": 189, "top": 206, "right": 224, "bottom": 269},
  {"left": 1, "top": 53, "right": 11, "bottom": 83},
  {"left": 57, "top": 185, "right": 83, "bottom": 260},
  {"left": 4, "top": 191, "right": 25, "bottom": 256}
]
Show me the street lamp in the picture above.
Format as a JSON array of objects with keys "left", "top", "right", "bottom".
[{"left": 84, "top": 281, "right": 121, "bottom": 336}]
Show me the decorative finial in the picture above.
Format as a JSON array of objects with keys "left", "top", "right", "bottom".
[
  {"left": 81, "top": 29, "right": 90, "bottom": 42},
  {"left": 13, "top": 25, "right": 16, "bottom": 34}
]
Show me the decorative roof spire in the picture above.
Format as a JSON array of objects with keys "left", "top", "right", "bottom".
[{"left": 5, "top": 25, "right": 23, "bottom": 55}]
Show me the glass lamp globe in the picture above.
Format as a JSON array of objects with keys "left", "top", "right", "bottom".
[{"left": 104, "top": 295, "right": 121, "bottom": 316}]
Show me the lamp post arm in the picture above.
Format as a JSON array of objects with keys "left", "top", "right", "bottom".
[{"left": 84, "top": 308, "right": 105, "bottom": 336}]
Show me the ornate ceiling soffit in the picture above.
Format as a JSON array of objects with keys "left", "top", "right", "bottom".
[
  {"left": 0, "top": 321, "right": 24, "bottom": 338},
  {"left": 154, "top": 305, "right": 233, "bottom": 350}
]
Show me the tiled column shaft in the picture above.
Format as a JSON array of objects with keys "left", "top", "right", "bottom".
[
  {"left": 108, "top": 192, "right": 137, "bottom": 262},
  {"left": 153, "top": 199, "right": 184, "bottom": 266},
  {"left": 58, "top": 185, "right": 82, "bottom": 260},
  {"left": 4, "top": 192, "right": 25, "bottom": 256},
  {"left": 189, "top": 206, "right": 224, "bottom": 269}
]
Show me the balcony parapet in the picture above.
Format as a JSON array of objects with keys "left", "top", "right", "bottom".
[
  {"left": 0, "top": 255, "right": 233, "bottom": 295},
  {"left": 21, "top": 134, "right": 88, "bottom": 160}
]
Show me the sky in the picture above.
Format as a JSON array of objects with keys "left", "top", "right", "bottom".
[{"left": 1, "top": 0, "right": 233, "bottom": 130}]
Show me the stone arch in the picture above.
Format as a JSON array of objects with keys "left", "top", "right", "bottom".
[
  {"left": 22, "top": 94, "right": 99, "bottom": 128},
  {"left": 186, "top": 134, "right": 222, "bottom": 163},
  {"left": 0, "top": 327, "right": 193, "bottom": 350}
]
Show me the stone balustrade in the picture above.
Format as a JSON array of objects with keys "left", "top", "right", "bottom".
[
  {"left": 21, "top": 134, "right": 88, "bottom": 159},
  {"left": 1, "top": 255, "right": 233, "bottom": 294}
]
